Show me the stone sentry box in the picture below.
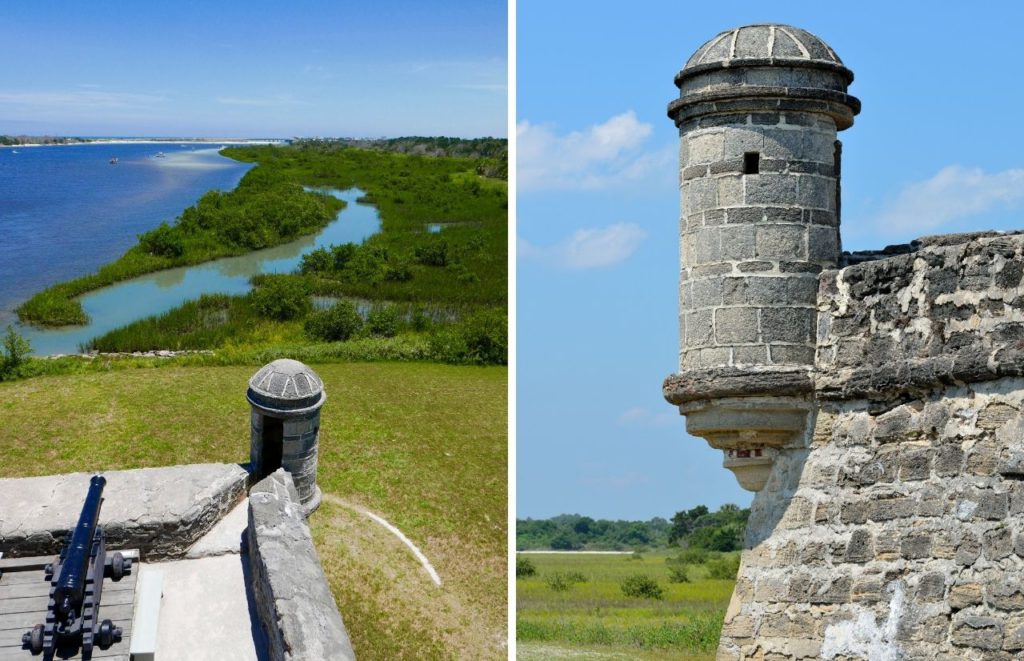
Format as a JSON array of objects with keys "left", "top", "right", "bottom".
[
  {"left": 665, "top": 24, "right": 859, "bottom": 491},
  {"left": 247, "top": 359, "right": 325, "bottom": 514}
]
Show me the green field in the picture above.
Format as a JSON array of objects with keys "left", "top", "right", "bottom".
[
  {"left": 516, "top": 552, "right": 734, "bottom": 659},
  {"left": 0, "top": 362, "right": 508, "bottom": 660}
]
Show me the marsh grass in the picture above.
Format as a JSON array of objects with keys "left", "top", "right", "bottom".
[
  {"left": 0, "top": 363, "right": 507, "bottom": 659},
  {"left": 516, "top": 553, "right": 735, "bottom": 655}
]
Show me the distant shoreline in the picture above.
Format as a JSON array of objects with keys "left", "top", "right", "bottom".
[{"left": 0, "top": 138, "right": 286, "bottom": 149}]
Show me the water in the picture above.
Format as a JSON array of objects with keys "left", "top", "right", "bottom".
[
  {"left": 0, "top": 143, "right": 253, "bottom": 324},
  {"left": 0, "top": 143, "right": 381, "bottom": 355},
  {"left": 17, "top": 187, "right": 379, "bottom": 355}
]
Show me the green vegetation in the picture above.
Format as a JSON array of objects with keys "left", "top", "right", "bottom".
[
  {"left": 0, "top": 363, "right": 507, "bottom": 659},
  {"left": 1, "top": 326, "right": 31, "bottom": 380},
  {"left": 15, "top": 141, "right": 507, "bottom": 369},
  {"left": 517, "top": 552, "right": 734, "bottom": 657},
  {"left": 17, "top": 166, "right": 342, "bottom": 326},
  {"left": 517, "top": 505, "right": 749, "bottom": 552}
]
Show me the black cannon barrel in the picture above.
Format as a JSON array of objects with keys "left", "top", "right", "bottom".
[{"left": 53, "top": 475, "right": 105, "bottom": 624}]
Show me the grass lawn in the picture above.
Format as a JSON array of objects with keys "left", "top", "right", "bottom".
[
  {"left": 516, "top": 552, "right": 734, "bottom": 658},
  {"left": 0, "top": 362, "right": 507, "bottom": 660}
]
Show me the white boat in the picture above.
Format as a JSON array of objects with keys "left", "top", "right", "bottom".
[
  {"left": 155, "top": 152, "right": 166, "bottom": 158},
  {"left": 109, "top": 157, "right": 118, "bottom": 165},
  {"left": 10, "top": 150, "right": 17, "bottom": 154}
]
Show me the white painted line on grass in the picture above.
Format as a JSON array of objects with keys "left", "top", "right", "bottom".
[
  {"left": 323, "top": 494, "right": 442, "bottom": 587},
  {"left": 360, "top": 509, "right": 443, "bottom": 587}
]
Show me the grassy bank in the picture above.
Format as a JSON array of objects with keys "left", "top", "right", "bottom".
[
  {"left": 17, "top": 165, "right": 343, "bottom": 326},
  {"left": 0, "top": 363, "right": 507, "bottom": 659},
  {"left": 17, "top": 142, "right": 506, "bottom": 329},
  {"left": 516, "top": 552, "right": 734, "bottom": 657}
]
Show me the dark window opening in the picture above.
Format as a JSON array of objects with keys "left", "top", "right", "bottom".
[
  {"left": 260, "top": 417, "right": 283, "bottom": 479},
  {"left": 743, "top": 152, "right": 760, "bottom": 175}
]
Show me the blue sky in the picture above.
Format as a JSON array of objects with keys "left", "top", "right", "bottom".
[
  {"left": 0, "top": 0, "right": 506, "bottom": 138},
  {"left": 517, "top": 1, "right": 1024, "bottom": 519}
]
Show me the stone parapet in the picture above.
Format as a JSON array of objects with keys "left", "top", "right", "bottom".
[
  {"left": 0, "top": 464, "right": 247, "bottom": 560},
  {"left": 817, "top": 233, "right": 1024, "bottom": 401},
  {"left": 247, "top": 470, "right": 354, "bottom": 661}
]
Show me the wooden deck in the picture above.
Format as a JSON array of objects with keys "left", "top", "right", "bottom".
[{"left": 0, "top": 553, "right": 138, "bottom": 661}]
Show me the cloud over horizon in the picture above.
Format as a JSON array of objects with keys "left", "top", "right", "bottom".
[
  {"left": 869, "top": 165, "right": 1024, "bottom": 236},
  {"left": 517, "top": 111, "right": 672, "bottom": 191},
  {"left": 518, "top": 222, "right": 648, "bottom": 270}
]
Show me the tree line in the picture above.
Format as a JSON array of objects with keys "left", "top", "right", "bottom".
[{"left": 516, "top": 504, "right": 750, "bottom": 552}]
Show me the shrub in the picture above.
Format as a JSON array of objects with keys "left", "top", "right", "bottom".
[
  {"left": 516, "top": 557, "right": 536, "bottom": 579},
  {"left": 546, "top": 573, "right": 571, "bottom": 592},
  {"left": 139, "top": 222, "right": 185, "bottom": 257},
  {"left": 414, "top": 240, "right": 449, "bottom": 267},
  {"left": 545, "top": 571, "right": 587, "bottom": 592},
  {"left": 665, "top": 557, "right": 691, "bottom": 583},
  {"left": 676, "top": 547, "right": 710, "bottom": 565},
  {"left": 299, "top": 247, "right": 332, "bottom": 274},
  {"left": 305, "top": 301, "right": 363, "bottom": 341},
  {"left": 707, "top": 554, "right": 741, "bottom": 580},
  {"left": 249, "top": 276, "right": 311, "bottom": 321},
  {"left": 366, "top": 306, "right": 400, "bottom": 337},
  {"left": 0, "top": 325, "right": 31, "bottom": 380},
  {"left": 620, "top": 574, "right": 663, "bottom": 600}
]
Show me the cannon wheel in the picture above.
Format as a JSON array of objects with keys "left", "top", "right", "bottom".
[
  {"left": 28, "top": 624, "right": 43, "bottom": 654},
  {"left": 98, "top": 620, "right": 115, "bottom": 648},
  {"left": 111, "top": 552, "right": 125, "bottom": 580}
]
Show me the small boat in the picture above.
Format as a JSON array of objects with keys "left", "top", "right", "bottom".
[
  {"left": 10, "top": 150, "right": 17, "bottom": 154},
  {"left": 155, "top": 152, "right": 166, "bottom": 158},
  {"left": 109, "top": 157, "right": 118, "bottom": 165}
]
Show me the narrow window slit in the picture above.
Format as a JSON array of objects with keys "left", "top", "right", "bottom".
[{"left": 743, "top": 152, "right": 760, "bottom": 175}]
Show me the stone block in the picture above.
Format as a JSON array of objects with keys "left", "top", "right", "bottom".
[
  {"left": 745, "top": 174, "right": 799, "bottom": 206},
  {"left": 715, "top": 307, "right": 759, "bottom": 344},
  {"left": 685, "top": 309, "right": 714, "bottom": 347},
  {"left": 692, "top": 278, "right": 723, "bottom": 308},
  {"left": 844, "top": 528, "right": 873, "bottom": 563},
  {"left": 899, "top": 449, "right": 931, "bottom": 481},
  {"left": 721, "top": 225, "right": 757, "bottom": 261},
  {"left": 722, "top": 126, "right": 765, "bottom": 159},
  {"left": 952, "top": 613, "right": 1003, "bottom": 650},
  {"left": 769, "top": 344, "right": 815, "bottom": 365},
  {"left": 808, "top": 225, "right": 840, "bottom": 262},
  {"left": 695, "top": 227, "right": 722, "bottom": 263},
  {"left": 950, "top": 583, "right": 984, "bottom": 610},
  {"left": 761, "top": 307, "right": 813, "bottom": 343},
  {"left": 726, "top": 206, "right": 764, "bottom": 224},
  {"left": 687, "top": 131, "right": 724, "bottom": 164},
  {"left": 756, "top": 225, "right": 806, "bottom": 260},
  {"left": 718, "top": 175, "right": 745, "bottom": 207},
  {"left": 989, "top": 583, "right": 1024, "bottom": 611},
  {"left": 797, "top": 175, "right": 835, "bottom": 210},
  {"left": 732, "top": 345, "right": 768, "bottom": 365},
  {"left": 900, "top": 532, "right": 932, "bottom": 559},
  {"left": 984, "top": 526, "right": 1014, "bottom": 560}
]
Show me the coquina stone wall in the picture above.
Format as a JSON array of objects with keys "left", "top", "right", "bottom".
[{"left": 716, "top": 233, "right": 1024, "bottom": 660}]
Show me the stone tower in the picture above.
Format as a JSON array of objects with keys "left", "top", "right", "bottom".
[
  {"left": 665, "top": 24, "right": 860, "bottom": 491},
  {"left": 247, "top": 359, "right": 325, "bottom": 514}
]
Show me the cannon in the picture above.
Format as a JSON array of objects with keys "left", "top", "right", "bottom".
[{"left": 22, "top": 475, "right": 132, "bottom": 656}]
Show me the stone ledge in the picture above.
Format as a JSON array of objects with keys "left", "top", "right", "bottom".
[
  {"left": 0, "top": 463, "right": 247, "bottom": 560},
  {"left": 664, "top": 366, "right": 815, "bottom": 405},
  {"left": 247, "top": 470, "right": 355, "bottom": 661}
]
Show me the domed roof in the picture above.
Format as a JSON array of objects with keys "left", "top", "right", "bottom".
[
  {"left": 681, "top": 24, "right": 851, "bottom": 82},
  {"left": 247, "top": 359, "right": 325, "bottom": 413}
]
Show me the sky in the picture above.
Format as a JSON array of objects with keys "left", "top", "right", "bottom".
[
  {"left": 0, "top": 0, "right": 506, "bottom": 138},
  {"left": 517, "top": 1, "right": 1024, "bottom": 520}
]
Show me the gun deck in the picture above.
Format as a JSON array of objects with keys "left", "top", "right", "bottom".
[{"left": 0, "top": 552, "right": 138, "bottom": 661}]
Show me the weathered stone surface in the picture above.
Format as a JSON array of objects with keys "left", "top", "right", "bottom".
[
  {"left": 0, "top": 464, "right": 247, "bottom": 559},
  {"left": 248, "top": 469, "right": 354, "bottom": 661},
  {"left": 663, "top": 366, "right": 813, "bottom": 404}
]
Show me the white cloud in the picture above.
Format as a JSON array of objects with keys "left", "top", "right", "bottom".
[
  {"left": 0, "top": 90, "right": 165, "bottom": 111},
  {"left": 518, "top": 111, "right": 673, "bottom": 191},
  {"left": 870, "top": 165, "right": 1024, "bottom": 235},
  {"left": 518, "top": 223, "right": 647, "bottom": 269}
]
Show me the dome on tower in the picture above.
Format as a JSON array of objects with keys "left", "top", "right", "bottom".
[{"left": 680, "top": 24, "right": 852, "bottom": 84}]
